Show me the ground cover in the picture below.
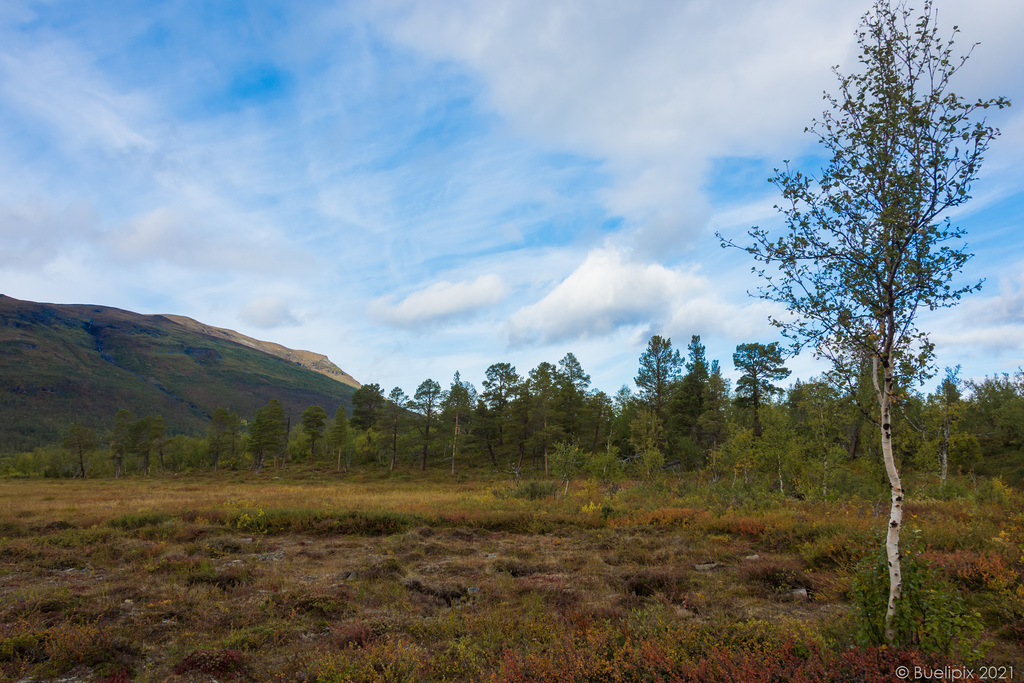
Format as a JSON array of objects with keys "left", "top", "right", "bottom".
[{"left": 1, "top": 469, "right": 1021, "bottom": 681}]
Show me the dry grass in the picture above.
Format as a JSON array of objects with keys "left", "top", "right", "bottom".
[{"left": 0, "top": 470, "right": 1021, "bottom": 681}]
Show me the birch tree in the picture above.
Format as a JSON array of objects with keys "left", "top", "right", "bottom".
[{"left": 720, "top": 0, "right": 1008, "bottom": 645}]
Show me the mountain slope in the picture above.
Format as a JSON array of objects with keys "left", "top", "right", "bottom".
[
  {"left": 161, "top": 314, "right": 360, "bottom": 388},
  {"left": 0, "top": 295, "right": 360, "bottom": 454}
]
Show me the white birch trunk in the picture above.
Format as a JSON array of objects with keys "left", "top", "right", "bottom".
[{"left": 874, "top": 355, "right": 904, "bottom": 645}]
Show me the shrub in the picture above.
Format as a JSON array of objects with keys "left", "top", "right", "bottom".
[
  {"left": 850, "top": 547, "right": 985, "bottom": 661},
  {"left": 44, "top": 621, "right": 124, "bottom": 674},
  {"left": 621, "top": 567, "right": 691, "bottom": 604},
  {"left": 0, "top": 630, "right": 46, "bottom": 664},
  {"left": 710, "top": 515, "right": 766, "bottom": 537},
  {"left": 740, "top": 559, "right": 810, "bottom": 596},
  {"left": 107, "top": 511, "right": 172, "bottom": 530},
  {"left": 496, "top": 480, "right": 559, "bottom": 501},
  {"left": 330, "top": 621, "right": 375, "bottom": 649},
  {"left": 235, "top": 508, "right": 267, "bottom": 534},
  {"left": 626, "top": 507, "right": 704, "bottom": 527},
  {"left": 173, "top": 648, "right": 247, "bottom": 678},
  {"left": 493, "top": 558, "right": 548, "bottom": 578},
  {"left": 799, "top": 531, "right": 872, "bottom": 570},
  {"left": 921, "top": 550, "right": 1015, "bottom": 591},
  {"left": 336, "top": 510, "right": 411, "bottom": 536}
]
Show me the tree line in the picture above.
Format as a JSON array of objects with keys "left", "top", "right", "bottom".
[{"left": 4, "top": 336, "right": 1021, "bottom": 496}]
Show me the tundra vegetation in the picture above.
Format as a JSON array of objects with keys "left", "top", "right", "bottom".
[
  {"left": 2, "top": 1, "right": 1021, "bottom": 678},
  {"left": 1, "top": 339, "right": 1023, "bottom": 680}
]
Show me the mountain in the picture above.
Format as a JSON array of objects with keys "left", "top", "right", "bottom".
[
  {"left": 159, "top": 314, "right": 359, "bottom": 388},
  {"left": 0, "top": 295, "right": 360, "bottom": 454}
]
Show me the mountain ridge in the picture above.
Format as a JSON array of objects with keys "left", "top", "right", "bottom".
[
  {"left": 0, "top": 294, "right": 360, "bottom": 454},
  {"left": 158, "top": 314, "right": 360, "bottom": 388}
]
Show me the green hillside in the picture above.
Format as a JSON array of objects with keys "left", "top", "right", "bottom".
[{"left": 0, "top": 295, "right": 358, "bottom": 454}]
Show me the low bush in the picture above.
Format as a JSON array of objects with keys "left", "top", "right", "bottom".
[
  {"left": 851, "top": 547, "right": 985, "bottom": 661},
  {"left": 921, "top": 549, "right": 1015, "bottom": 591},
  {"left": 740, "top": 559, "right": 811, "bottom": 596},
  {"left": 107, "top": 511, "right": 172, "bottom": 530},
  {"left": 495, "top": 480, "right": 559, "bottom": 501},
  {"left": 173, "top": 648, "right": 247, "bottom": 678},
  {"left": 621, "top": 566, "right": 691, "bottom": 603}
]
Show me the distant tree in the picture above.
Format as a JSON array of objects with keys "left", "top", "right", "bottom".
[
  {"left": 354, "top": 427, "right": 384, "bottom": 464},
  {"left": 668, "top": 335, "right": 711, "bottom": 464},
  {"left": 919, "top": 367, "right": 980, "bottom": 483},
  {"left": 109, "top": 409, "right": 134, "bottom": 478},
  {"left": 720, "top": 0, "right": 1008, "bottom": 643},
  {"left": 965, "top": 370, "right": 1024, "bottom": 451},
  {"left": 385, "top": 387, "right": 408, "bottom": 472},
  {"left": 733, "top": 342, "right": 791, "bottom": 437},
  {"left": 630, "top": 408, "right": 664, "bottom": 481},
  {"left": 63, "top": 423, "right": 98, "bottom": 479},
  {"left": 208, "top": 408, "right": 236, "bottom": 472},
  {"left": 301, "top": 405, "right": 328, "bottom": 464},
  {"left": 350, "top": 383, "right": 385, "bottom": 431},
  {"left": 444, "top": 372, "right": 475, "bottom": 475},
  {"left": 584, "top": 389, "right": 614, "bottom": 455},
  {"left": 481, "top": 362, "right": 522, "bottom": 466},
  {"left": 509, "top": 380, "right": 533, "bottom": 475},
  {"left": 611, "top": 385, "right": 638, "bottom": 460},
  {"left": 413, "top": 379, "right": 442, "bottom": 470},
  {"left": 699, "top": 363, "right": 731, "bottom": 453},
  {"left": 327, "top": 405, "right": 350, "bottom": 472},
  {"left": 127, "top": 416, "right": 155, "bottom": 475},
  {"left": 528, "top": 362, "right": 561, "bottom": 476},
  {"left": 550, "top": 441, "right": 585, "bottom": 497},
  {"left": 556, "top": 353, "right": 591, "bottom": 441},
  {"left": 635, "top": 335, "right": 682, "bottom": 417},
  {"left": 250, "top": 399, "right": 287, "bottom": 474},
  {"left": 751, "top": 406, "right": 800, "bottom": 495},
  {"left": 788, "top": 378, "right": 847, "bottom": 498},
  {"left": 677, "top": 335, "right": 710, "bottom": 437},
  {"left": 148, "top": 416, "right": 167, "bottom": 474}
]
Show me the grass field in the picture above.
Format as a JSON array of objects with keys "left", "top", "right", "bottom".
[{"left": 1, "top": 468, "right": 1022, "bottom": 681}]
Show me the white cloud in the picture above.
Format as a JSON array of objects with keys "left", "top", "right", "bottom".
[
  {"left": 506, "top": 246, "right": 685, "bottom": 344},
  {"left": 933, "top": 325, "right": 1024, "bottom": 354},
  {"left": 370, "top": 274, "right": 508, "bottom": 328},
  {"left": 926, "top": 267, "right": 1024, "bottom": 354},
  {"left": 239, "top": 296, "right": 300, "bottom": 329},
  {"left": 0, "top": 200, "right": 99, "bottom": 268},
  {"left": 506, "top": 245, "right": 785, "bottom": 347},
  {"left": 968, "top": 270, "right": 1024, "bottom": 327},
  {"left": 370, "top": 0, "right": 864, "bottom": 248},
  {"left": 106, "top": 206, "right": 308, "bottom": 274},
  {"left": 2, "top": 0, "right": 1022, "bottom": 397}
]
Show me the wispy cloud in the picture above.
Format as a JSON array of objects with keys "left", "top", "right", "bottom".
[
  {"left": 0, "top": 0, "right": 1021, "bottom": 394},
  {"left": 107, "top": 206, "right": 310, "bottom": 274},
  {"left": 0, "top": 200, "right": 99, "bottom": 268},
  {"left": 240, "top": 296, "right": 300, "bottom": 329},
  {"left": 371, "top": 274, "right": 508, "bottom": 328},
  {"left": 0, "top": 42, "right": 156, "bottom": 157}
]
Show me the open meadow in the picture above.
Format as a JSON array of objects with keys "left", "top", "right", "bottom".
[{"left": 1, "top": 468, "right": 1022, "bottom": 681}]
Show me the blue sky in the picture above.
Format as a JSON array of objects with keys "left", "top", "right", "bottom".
[{"left": 2, "top": 0, "right": 1022, "bottom": 399}]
